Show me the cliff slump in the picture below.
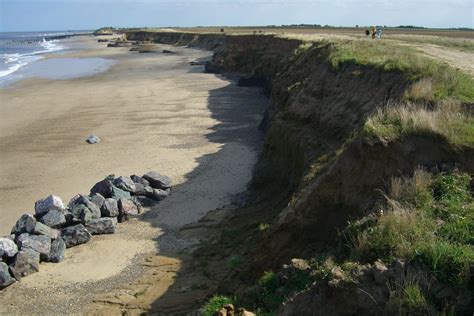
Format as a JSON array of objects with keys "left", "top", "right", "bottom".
[{"left": 125, "top": 30, "right": 473, "bottom": 282}]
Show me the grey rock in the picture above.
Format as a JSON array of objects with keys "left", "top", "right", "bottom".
[
  {"left": 130, "top": 175, "right": 150, "bottom": 186},
  {"left": 134, "top": 196, "right": 156, "bottom": 207},
  {"left": 90, "top": 178, "right": 114, "bottom": 198},
  {"left": 143, "top": 171, "right": 172, "bottom": 189},
  {"left": 35, "top": 195, "right": 65, "bottom": 218},
  {"left": 10, "top": 249, "right": 40, "bottom": 280},
  {"left": 32, "top": 222, "right": 60, "bottom": 240},
  {"left": 85, "top": 218, "right": 117, "bottom": 235},
  {"left": 151, "top": 188, "right": 170, "bottom": 201},
  {"left": 16, "top": 234, "right": 51, "bottom": 258},
  {"left": 69, "top": 195, "right": 101, "bottom": 219},
  {"left": 101, "top": 198, "right": 119, "bottom": 217},
  {"left": 113, "top": 176, "right": 136, "bottom": 193},
  {"left": 46, "top": 238, "right": 66, "bottom": 263},
  {"left": 0, "top": 237, "right": 18, "bottom": 258},
  {"left": 70, "top": 204, "right": 93, "bottom": 224},
  {"left": 111, "top": 186, "right": 131, "bottom": 200},
  {"left": 11, "top": 214, "right": 36, "bottom": 235},
  {"left": 61, "top": 224, "right": 91, "bottom": 248},
  {"left": 90, "top": 193, "right": 106, "bottom": 209},
  {"left": 86, "top": 134, "right": 100, "bottom": 144},
  {"left": 39, "top": 209, "right": 66, "bottom": 228},
  {"left": 118, "top": 199, "right": 139, "bottom": 222},
  {"left": 0, "top": 262, "right": 15, "bottom": 289},
  {"left": 132, "top": 183, "right": 154, "bottom": 196}
]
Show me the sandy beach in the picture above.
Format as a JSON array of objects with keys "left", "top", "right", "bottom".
[{"left": 0, "top": 36, "right": 266, "bottom": 313}]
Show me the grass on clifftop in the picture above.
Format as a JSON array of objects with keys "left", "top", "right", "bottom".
[
  {"left": 327, "top": 40, "right": 474, "bottom": 103},
  {"left": 364, "top": 100, "right": 474, "bottom": 145}
]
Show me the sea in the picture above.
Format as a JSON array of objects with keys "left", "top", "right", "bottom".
[{"left": 0, "top": 30, "right": 115, "bottom": 87}]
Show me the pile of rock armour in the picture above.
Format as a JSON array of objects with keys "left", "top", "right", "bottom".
[{"left": 0, "top": 171, "right": 171, "bottom": 289}]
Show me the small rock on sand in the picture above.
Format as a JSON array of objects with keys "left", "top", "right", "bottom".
[{"left": 86, "top": 134, "right": 100, "bottom": 144}]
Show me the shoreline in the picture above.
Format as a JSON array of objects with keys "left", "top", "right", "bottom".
[{"left": 0, "top": 37, "right": 266, "bottom": 313}]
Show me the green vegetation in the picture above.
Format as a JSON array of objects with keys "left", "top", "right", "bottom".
[
  {"left": 327, "top": 40, "right": 474, "bottom": 103},
  {"left": 386, "top": 274, "right": 434, "bottom": 315},
  {"left": 228, "top": 255, "right": 244, "bottom": 270},
  {"left": 344, "top": 170, "right": 474, "bottom": 289},
  {"left": 389, "top": 35, "right": 474, "bottom": 52},
  {"left": 202, "top": 295, "right": 234, "bottom": 316},
  {"left": 363, "top": 101, "right": 474, "bottom": 145}
]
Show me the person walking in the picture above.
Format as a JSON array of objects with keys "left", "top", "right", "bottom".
[{"left": 371, "top": 26, "right": 376, "bottom": 39}]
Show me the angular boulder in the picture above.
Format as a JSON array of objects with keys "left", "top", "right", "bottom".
[
  {"left": 101, "top": 198, "right": 119, "bottom": 217},
  {"left": 111, "top": 186, "right": 131, "bottom": 200},
  {"left": 11, "top": 214, "right": 36, "bottom": 235},
  {"left": 132, "top": 183, "right": 153, "bottom": 196},
  {"left": 70, "top": 204, "right": 93, "bottom": 224},
  {"left": 0, "top": 237, "right": 18, "bottom": 258},
  {"left": 39, "top": 209, "right": 66, "bottom": 228},
  {"left": 32, "top": 222, "right": 60, "bottom": 240},
  {"left": 16, "top": 234, "right": 51, "bottom": 258},
  {"left": 130, "top": 174, "right": 150, "bottom": 186},
  {"left": 118, "top": 199, "right": 139, "bottom": 222},
  {"left": 35, "top": 195, "right": 65, "bottom": 218},
  {"left": 61, "top": 224, "right": 91, "bottom": 248},
  {"left": 90, "top": 177, "right": 114, "bottom": 198},
  {"left": 113, "top": 176, "right": 136, "bottom": 193},
  {"left": 85, "top": 218, "right": 117, "bottom": 235},
  {"left": 46, "top": 238, "right": 66, "bottom": 263},
  {"left": 90, "top": 193, "right": 106, "bottom": 209},
  {"left": 150, "top": 188, "right": 170, "bottom": 201},
  {"left": 86, "top": 134, "right": 100, "bottom": 144},
  {"left": 0, "top": 262, "right": 15, "bottom": 289},
  {"left": 143, "top": 171, "right": 172, "bottom": 189},
  {"left": 69, "top": 195, "right": 101, "bottom": 219},
  {"left": 10, "top": 249, "right": 40, "bottom": 280}
]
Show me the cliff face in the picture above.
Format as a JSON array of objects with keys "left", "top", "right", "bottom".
[{"left": 125, "top": 32, "right": 474, "bottom": 311}]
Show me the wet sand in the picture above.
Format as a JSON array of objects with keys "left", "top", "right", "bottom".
[{"left": 0, "top": 37, "right": 266, "bottom": 313}]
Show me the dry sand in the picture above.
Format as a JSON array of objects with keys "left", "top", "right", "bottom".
[{"left": 0, "top": 36, "right": 266, "bottom": 313}]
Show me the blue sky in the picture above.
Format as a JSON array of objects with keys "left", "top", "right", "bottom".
[{"left": 0, "top": 0, "right": 473, "bottom": 32}]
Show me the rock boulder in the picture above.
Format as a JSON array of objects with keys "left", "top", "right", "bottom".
[
  {"left": 35, "top": 195, "right": 65, "bottom": 218},
  {"left": 118, "top": 199, "right": 139, "bottom": 222},
  {"left": 46, "top": 238, "right": 66, "bottom": 263},
  {"left": 113, "top": 176, "right": 136, "bottom": 193},
  {"left": 11, "top": 214, "right": 36, "bottom": 235},
  {"left": 0, "top": 262, "right": 15, "bottom": 289},
  {"left": 16, "top": 234, "right": 51, "bottom": 258},
  {"left": 90, "top": 177, "right": 114, "bottom": 198},
  {"left": 39, "top": 209, "right": 66, "bottom": 228},
  {"left": 143, "top": 171, "right": 172, "bottom": 189},
  {"left": 85, "top": 218, "right": 117, "bottom": 235},
  {"left": 101, "top": 198, "right": 119, "bottom": 217},
  {"left": 9, "top": 249, "right": 40, "bottom": 280},
  {"left": 61, "top": 224, "right": 91, "bottom": 248},
  {"left": 0, "top": 237, "right": 18, "bottom": 259}
]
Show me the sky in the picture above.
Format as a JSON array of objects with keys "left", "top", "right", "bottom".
[{"left": 0, "top": 0, "right": 473, "bottom": 32}]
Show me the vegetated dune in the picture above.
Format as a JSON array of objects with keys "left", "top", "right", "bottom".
[{"left": 130, "top": 32, "right": 474, "bottom": 314}]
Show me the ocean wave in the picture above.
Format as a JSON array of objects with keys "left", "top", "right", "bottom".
[{"left": 0, "top": 38, "right": 66, "bottom": 78}]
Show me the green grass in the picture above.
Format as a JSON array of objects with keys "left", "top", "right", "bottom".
[
  {"left": 345, "top": 171, "right": 474, "bottom": 289},
  {"left": 202, "top": 295, "right": 234, "bottom": 316},
  {"left": 327, "top": 40, "right": 474, "bottom": 103},
  {"left": 363, "top": 102, "right": 474, "bottom": 146},
  {"left": 386, "top": 274, "right": 434, "bottom": 315}
]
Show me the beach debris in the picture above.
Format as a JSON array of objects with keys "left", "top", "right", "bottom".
[
  {"left": 0, "top": 262, "right": 16, "bottom": 289},
  {"left": 85, "top": 218, "right": 117, "bottom": 235},
  {"left": 1, "top": 170, "right": 172, "bottom": 289},
  {"left": 0, "top": 237, "right": 18, "bottom": 258},
  {"left": 61, "top": 224, "right": 91, "bottom": 248},
  {"left": 35, "top": 194, "right": 65, "bottom": 218},
  {"left": 9, "top": 249, "right": 40, "bottom": 280},
  {"left": 46, "top": 238, "right": 66, "bottom": 263},
  {"left": 86, "top": 134, "right": 101, "bottom": 144},
  {"left": 143, "top": 171, "right": 172, "bottom": 189}
]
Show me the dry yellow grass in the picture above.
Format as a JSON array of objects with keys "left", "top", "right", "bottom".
[{"left": 406, "top": 78, "right": 434, "bottom": 101}]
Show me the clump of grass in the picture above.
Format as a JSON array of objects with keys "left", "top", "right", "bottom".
[
  {"left": 364, "top": 101, "right": 474, "bottom": 145},
  {"left": 327, "top": 40, "right": 474, "bottom": 102},
  {"left": 406, "top": 78, "right": 434, "bottom": 101},
  {"left": 345, "top": 170, "right": 474, "bottom": 289},
  {"left": 228, "top": 255, "right": 244, "bottom": 270},
  {"left": 386, "top": 273, "right": 434, "bottom": 315},
  {"left": 202, "top": 295, "right": 234, "bottom": 316}
]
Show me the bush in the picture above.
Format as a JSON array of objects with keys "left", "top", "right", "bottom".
[{"left": 202, "top": 295, "right": 234, "bottom": 316}]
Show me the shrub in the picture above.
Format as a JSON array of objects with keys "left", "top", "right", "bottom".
[{"left": 202, "top": 295, "right": 234, "bottom": 316}]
